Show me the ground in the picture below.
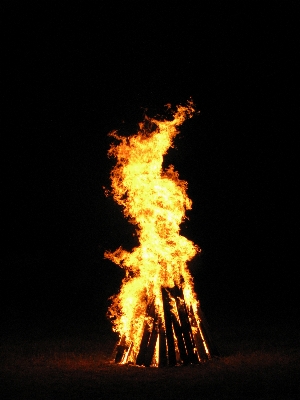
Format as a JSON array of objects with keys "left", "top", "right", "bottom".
[{"left": 1, "top": 320, "right": 299, "bottom": 399}]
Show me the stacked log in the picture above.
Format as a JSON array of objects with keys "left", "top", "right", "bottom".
[{"left": 114, "top": 284, "right": 219, "bottom": 366}]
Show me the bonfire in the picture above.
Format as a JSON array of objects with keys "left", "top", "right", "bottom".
[{"left": 105, "top": 100, "right": 218, "bottom": 366}]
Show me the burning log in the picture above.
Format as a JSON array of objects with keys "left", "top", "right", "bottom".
[
  {"left": 158, "top": 318, "right": 168, "bottom": 367},
  {"left": 136, "top": 299, "right": 156, "bottom": 366},
  {"left": 161, "top": 287, "right": 177, "bottom": 366},
  {"left": 105, "top": 101, "right": 219, "bottom": 367},
  {"left": 114, "top": 281, "right": 218, "bottom": 366}
]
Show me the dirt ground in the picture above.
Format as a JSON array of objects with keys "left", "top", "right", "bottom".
[{"left": 1, "top": 322, "right": 299, "bottom": 400}]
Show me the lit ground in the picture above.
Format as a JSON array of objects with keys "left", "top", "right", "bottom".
[{"left": 1, "top": 321, "right": 299, "bottom": 400}]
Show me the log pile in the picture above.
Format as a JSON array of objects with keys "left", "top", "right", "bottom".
[{"left": 114, "top": 284, "right": 219, "bottom": 366}]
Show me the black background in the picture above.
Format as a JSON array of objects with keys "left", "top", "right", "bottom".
[{"left": 2, "top": 2, "right": 299, "bottom": 335}]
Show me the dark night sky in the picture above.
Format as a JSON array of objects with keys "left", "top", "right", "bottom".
[{"left": 2, "top": 3, "right": 299, "bottom": 334}]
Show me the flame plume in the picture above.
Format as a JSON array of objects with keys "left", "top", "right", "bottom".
[{"left": 105, "top": 100, "right": 213, "bottom": 365}]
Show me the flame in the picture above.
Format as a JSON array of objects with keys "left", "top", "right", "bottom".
[{"left": 105, "top": 100, "right": 206, "bottom": 364}]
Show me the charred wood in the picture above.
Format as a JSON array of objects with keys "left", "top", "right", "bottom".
[
  {"left": 161, "top": 287, "right": 176, "bottom": 366},
  {"left": 158, "top": 319, "right": 167, "bottom": 367}
]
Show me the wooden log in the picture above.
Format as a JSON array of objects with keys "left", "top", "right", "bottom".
[
  {"left": 136, "top": 323, "right": 151, "bottom": 365},
  {"left": 168, "top": 284, "right": 199, "bottom": 363},
  {"left": 175, "top": 296, "right": 199, "bottom": 364},
  {"left": 170, "top": 310, "right": 188, "bottom": 364},
  {"left": 114, "top": 335, "right": 128, "bottom": 363},
  {"left": 115, "top": 345, "right": 127, "bottom": 363},
  {"left": 161, "top": 287, "right": 176, "bottom": 366},
  {"left": 144, "top": 314, "right": 159, "bottom": 367},
  {"left": 158, "top": 318, "right": 167, "bottom": 367},
  {"left": 167, "top": 285, "right": 189, "bottom": 363},
  {"left": 188, "top": 305, "right": 209, "bottom": 361},
  {"left": 136, "top": 299, "right": 155, "bottom": 366}
]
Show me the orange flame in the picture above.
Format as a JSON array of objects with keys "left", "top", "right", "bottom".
[{"left": 105, "top": 100, "right": 204, "bottom": 364}]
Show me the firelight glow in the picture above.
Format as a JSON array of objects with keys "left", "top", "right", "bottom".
[{"left": 105, "top": 100, "right": 211, "bottom": 365}]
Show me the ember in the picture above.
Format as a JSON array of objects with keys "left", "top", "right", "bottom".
[{"left": 105, "top": 101, "right": 218, "bottom": 366}]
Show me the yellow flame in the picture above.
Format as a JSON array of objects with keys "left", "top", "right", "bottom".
[{"left": 105, "top": 100, "right": 200, "bottom": 355}]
